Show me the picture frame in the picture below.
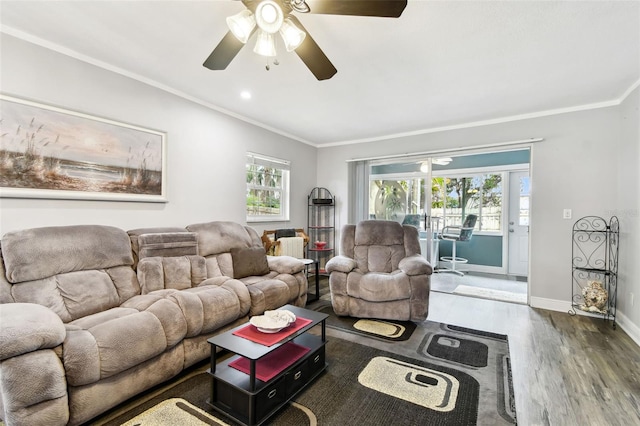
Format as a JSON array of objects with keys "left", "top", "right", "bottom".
[{"left": 0, "top": 94, "right": 167, "bottom": 202}]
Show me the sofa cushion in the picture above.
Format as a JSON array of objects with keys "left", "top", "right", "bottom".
[
  {"left": 346, "top": 271, "right": 411, "bottom": 302},
  {"left": 167, "top": 282, "right": 249, "bottom": 337},
  {"left": 6, "top": 266, "right": 139, "bottom": 323},
  {"left": 351, "top": 221, "right": 407, "bottom": 273},
  {"left": 231, "top": 247, "right": 270, "bottom": 279},
  {"left": 136, "top": 232, "right": 198, "bottom": 260},
  {"left": 186, "top": 221, "right": 261, "bottom": 256},
  {"left": 64, "top": 299, "right": 187, "bottom": 386},
  {"left": 1, "top": 225, "right": 133, "bottom": 284},
  {"left": 137, "top": 255, "right": 207, "bottom": 294},
  {"left": 241, "top": 278, "right": 292, "bottom": 316},
  {"left": 203, "top": 253, "right": 233, "bottom": 278},
  {"left": 127, "top": 227, "right": 188, "bottom": 267},
  {"left": 354, "top": 245, "right": 406, "bottom": 274}
]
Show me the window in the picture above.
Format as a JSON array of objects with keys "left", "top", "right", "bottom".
[
  {"left": 368, "top": 172, "right": 503, "bottom": 233},
  {"left": 431, "top": 173, "right": 503, "bottom": 232},
  {"left": 518, "top": 175, "right": 530, "bottom": 226},
  {"left": 246, "top": 152, "right": 290, "bottom": 222}
]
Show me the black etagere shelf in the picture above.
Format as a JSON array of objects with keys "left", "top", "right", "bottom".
[
  {"left": 568, "top": 216, "right": 619, "bottom": 328},
  {"left": 307, "top": 187, "right": 335, "bottom": 275}
]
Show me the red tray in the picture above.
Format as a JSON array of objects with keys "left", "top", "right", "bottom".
[{"left": 232, "top": 317, "right": 313, "bottom": 346}]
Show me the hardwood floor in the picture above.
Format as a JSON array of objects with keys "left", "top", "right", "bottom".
[{"left": 427, "top": 291, "right": 640, "bottom": 426}]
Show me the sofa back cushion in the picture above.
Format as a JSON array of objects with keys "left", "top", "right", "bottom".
[
  {"left": 137, "top": 255, "right": 207, "bottom": 294},
  {"left": 186, "top": 221, "right": 263, "bottom": 278},
  {"left": 127, "top": 227, "right": 188, "bottom": 267},
  {"left": 136, "top": 232, "right": 198, "bottom": 259},
  {"left": 353, "top": 220, "right": 407, "bottom": 273},
  {"left": 0, "top": 225, "right": 138, "bottom": 322}
]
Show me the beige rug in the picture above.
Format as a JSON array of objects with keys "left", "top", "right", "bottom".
[
  {"left": 121, "top": 398, "right": 229, "bottom": 426},
  {"left": 452, "top": 285, "right": 527, "bottom": 304}
]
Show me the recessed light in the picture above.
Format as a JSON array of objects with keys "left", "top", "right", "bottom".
[{"left": 240, "top": 91, "right": 252, "bottom": 99}]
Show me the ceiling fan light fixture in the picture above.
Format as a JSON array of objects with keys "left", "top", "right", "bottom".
[
  {"left": 255, "top": 0, "right": 284, "bottom": 34},
  {"left": 279, "top": 18, "right": 306, "bottom": 52},
  {"left": 226, "top": 9, "right": 256, "bottom": 44},
  {"left": 254, "top": 30, "right": 277, "bottom": 57},
  {"left": 289, "top": 0, "right": 310, "bottom": 13}
]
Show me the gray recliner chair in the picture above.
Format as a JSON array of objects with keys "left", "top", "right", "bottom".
[{"left": 325, "top": 220, "right": 433, "bottom": 322}]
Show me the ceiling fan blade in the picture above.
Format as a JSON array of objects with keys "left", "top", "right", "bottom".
[
  {"left": 203, "top": 31, "right": 246, "bottom": 70},
  {"left": 288, "top": 15, "right": 337, "bottom": 80},
  {"left": 305, "top": 0, "right": 407, "bottom": 17}
]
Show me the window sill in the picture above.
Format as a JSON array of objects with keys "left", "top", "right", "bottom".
[{"left": 247, "top": 217, "right": 291, "bottom": 223}]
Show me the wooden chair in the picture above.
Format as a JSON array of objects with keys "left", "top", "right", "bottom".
[{"left": 261, "top": 228, "right": 309, "bottom": 257}]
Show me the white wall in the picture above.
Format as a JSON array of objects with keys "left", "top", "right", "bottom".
[
  {"left": 2, "top": 33, "right": 638, "bottom": 343},
  {"left": 317, "top": 101, "right": 639, "bottom": 339},
  {"left": 0, "top": 35, "right": 317, "bottom": 236},
  {"left": 616, "top": 85, "right": 640, "bottom": 342}
]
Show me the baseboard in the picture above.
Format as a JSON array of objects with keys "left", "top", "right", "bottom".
[
  {"left": 529, "top": 296, "right": 570, "bottom": 312},
  {"left": 437, "top": 262, "right": 505, "bottom": 275},
  {"left": 530, "top": 297, "right": 640, "bottom": 348},
  {"left": 615, "top": 311, "right": 640, "bottom": 348}
]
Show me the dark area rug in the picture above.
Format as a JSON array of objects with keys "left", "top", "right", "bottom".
[
  {"left": 100, "top": 324, "right": 516, "bottom": 426},
  {"left": 312, "top": 301, "right": 417, "bottom": 341}
]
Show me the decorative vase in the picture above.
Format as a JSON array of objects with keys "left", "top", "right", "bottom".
[{"left": 582, "top": 281, "right": 608, "bottom": 312}]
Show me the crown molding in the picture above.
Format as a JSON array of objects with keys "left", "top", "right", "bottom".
[
  {"left": 0, "top": 26, "right": 315, "bottom": 147},
  {"left": 3, "top": 26, "right": 637, "bottom": 150},
  {"left": 320, "top": 95, "right": 632, "bottom": 148}
]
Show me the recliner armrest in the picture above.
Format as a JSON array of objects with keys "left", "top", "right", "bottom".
[
  {"left": 398, "top": 255, "right": 433, "bottom": 276},
  {"left": 0, "top": 303, "right": 65, "bottom": 361},
  {"left": 326, "top": 256, "right": 357, "bottom": 273}
]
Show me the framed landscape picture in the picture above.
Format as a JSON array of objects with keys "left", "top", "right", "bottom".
[{"left": 0, "top": 94, "right": 167, "bottom": 202}]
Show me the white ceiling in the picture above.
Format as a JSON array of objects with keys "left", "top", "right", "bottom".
[{"left": 1, "top": 0, "right": 638, "bottom": 147}]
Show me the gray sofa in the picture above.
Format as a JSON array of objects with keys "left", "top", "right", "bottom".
[{"left": 0, "top": 221, "right": 307, "bottom": 426}]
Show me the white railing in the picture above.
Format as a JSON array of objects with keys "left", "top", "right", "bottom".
[{"left": 430, "top": 208, "right": 502, "bottom": 232}]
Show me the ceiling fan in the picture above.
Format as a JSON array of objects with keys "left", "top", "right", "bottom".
[{"left": 203, "top": 0, "right": 408, "bottom": 80}]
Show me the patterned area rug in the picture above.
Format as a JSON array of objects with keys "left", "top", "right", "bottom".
[
  {"left": 101, "top": 323, "right": 516, "bottom": 426},
  {"left": 121, "top": 398, "right": 222, "bottom": 425},
  {"left": 313, "top": 301, "right": 417, "bottom": 341}
]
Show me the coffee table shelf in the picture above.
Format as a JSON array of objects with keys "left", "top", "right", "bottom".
[{"left": 207, "top": 305, "right": 328, "bottom": 426}]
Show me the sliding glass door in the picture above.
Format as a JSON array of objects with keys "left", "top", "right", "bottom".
[{"left": 368, "top": 159, "right": 437, "bottom": 262}]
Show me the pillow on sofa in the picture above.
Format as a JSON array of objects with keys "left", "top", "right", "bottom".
[{"left": 231, "top": 247, "right": 270, "bottom": 279}]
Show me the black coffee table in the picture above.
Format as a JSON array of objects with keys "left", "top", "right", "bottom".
[{"left": 207, "top": 305, "right": 328, "bottom": 426}]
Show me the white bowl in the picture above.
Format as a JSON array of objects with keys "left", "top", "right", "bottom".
[
  {"left": 250, "top": 315, "right": 289, "bottom": 333},
  {"left": 250, "top": 310, "right": 297, "bottom": 333},
  {"left": 264, "top": 309, "right": 296, "bottom": 324}
]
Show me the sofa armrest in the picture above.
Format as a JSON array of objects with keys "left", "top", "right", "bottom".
[
  {"left": 266, "top": 255, "right": 305, "bottom": 275},
  {"left": 0, "top": 303, "right": 65, "bottom": 361},
  {"left": 0, "top": 303, "right": 69, "bottom": 426},
  {"left": 326, "top": 256, "right": 357, "bottom": 274},
  {"left": 398, "top": 255, "right": 433, "bottom": 276}
]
